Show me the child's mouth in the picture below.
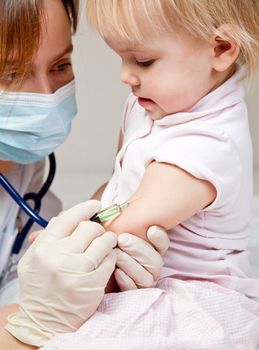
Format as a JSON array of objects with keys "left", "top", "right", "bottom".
[{"left": 138, "top": 97, "right": 155, "bottom": 109}]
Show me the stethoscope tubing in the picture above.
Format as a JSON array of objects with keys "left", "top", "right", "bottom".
[
  {"left": 0, "top": 173, "right": 48, "bottom": 228},
  {"left": 0, "top": 154, "right": 56, "bottom": 256}
]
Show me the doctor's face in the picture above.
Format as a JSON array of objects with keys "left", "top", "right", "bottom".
[{"left": 0, "top": 0, "right": 74, "bottom": 94}]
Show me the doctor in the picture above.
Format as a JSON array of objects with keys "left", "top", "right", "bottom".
[
  {"left": 0, "top": 0, "right": 77, "bottom": 309},
  {"left": 0, "top": 0, "right": 169, "bottom": 347}
]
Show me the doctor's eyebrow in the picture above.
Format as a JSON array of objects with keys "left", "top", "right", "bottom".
[
  {"left": 3, "top": 44, "right": 74, "bottom": 71},
  {"left": 51, "top": 44, "right": 74, "bottom": 63}
]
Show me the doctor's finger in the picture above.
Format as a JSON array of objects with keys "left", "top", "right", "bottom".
[
  {"left": 114, "top": 268, "right": 138, "bottom": 291},
  {"left": 147, "top": 225, "right": 170, "bottom": 256},
  {"left": 63, "top": 221, "right": 105, "bottom": 253},
  {"left": 82, "top": 249, "right": 117, "bottom": 277},
  {"left": 46, "top": 200, "right": 101, "bottom": 239},
  {"left": 118, "top": 233, "right": 163, "bottom": 280},
  {"left": 82, "top": 232, "right": 117, "bottom": 270},
  {"left": 116, "top": 249, "right": 154, "bottom": 288}
]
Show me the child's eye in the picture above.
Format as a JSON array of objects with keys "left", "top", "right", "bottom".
[{"left": 136, "top": 59, "right": 155, "bottom": 67}]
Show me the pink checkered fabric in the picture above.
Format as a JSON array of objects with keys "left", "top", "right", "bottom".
[{"left": 42, "top": 278, "right": 259, "bottom": 350}]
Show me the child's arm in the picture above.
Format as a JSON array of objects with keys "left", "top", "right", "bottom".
[{"left": 105, "top": 161, "right": 216, "bottom": 241}]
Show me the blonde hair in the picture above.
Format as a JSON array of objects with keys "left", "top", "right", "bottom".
[
  {"left": 0, "top": 0, "right": 79, "bottom": 85},
  {"left": 86, "top": 0, "right": 259, "bottom": 78}
]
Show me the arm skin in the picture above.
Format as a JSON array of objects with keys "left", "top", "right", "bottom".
[
  {"left": 0, "top": 330, "right": 37, "bottom": 350},
  {"left": 106, "top": 161, "right": 216, "bottom": 242}
]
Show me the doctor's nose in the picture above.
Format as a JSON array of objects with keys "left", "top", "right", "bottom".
[
  {"left": 29, "top": 75, "right": 55, "bottom": 94},
  {"left": 120, "top": 67, "right": 140, "bottom": 87},
  {"left": 35, "top": 77, "right": 54, "bottom": 94}
]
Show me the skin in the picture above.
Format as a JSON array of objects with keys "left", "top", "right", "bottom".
[
  {"left": 106, "top": 28, "right": 238, "bottom": 120},
  {"left": 100, "top": 25, "right": 240, "bottom": 292},
  {"left": 0, "top": 0, "right": 73, "bottom": 347}
]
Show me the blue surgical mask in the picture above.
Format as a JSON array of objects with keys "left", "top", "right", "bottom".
[{"left": 0, "top": 79, "right": 77, "bottom": 164}]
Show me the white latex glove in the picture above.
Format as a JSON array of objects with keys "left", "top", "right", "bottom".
[
  {"left": 5, "top": 200, "right": 117, "bottom": 347},
  {"left": 115, "top": 226, "right": 170, "bottom": 291}
]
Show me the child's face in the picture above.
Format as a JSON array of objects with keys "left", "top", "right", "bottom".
[{"left": 107, "top": 30, "right": 218, "bottom": 120}]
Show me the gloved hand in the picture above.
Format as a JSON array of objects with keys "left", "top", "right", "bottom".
[
  {"left": 115, "top": 226, "right": 170, "bottom": 291},
  {"left": 5, "top": 200, "right": 117, "bottom": 347},
  {"left": 29, "top": 222, "right": 169, "bottom": 293}
]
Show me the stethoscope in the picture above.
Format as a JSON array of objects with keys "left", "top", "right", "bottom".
[
  {"left": 0, "top": 153, "right": 56, "bottom": 256},
  {"left": 0, "top": 153, "right": 56, "bottom": 287},
  {"left": 0, "top": 152, "right": 128, "bottom": 257},
  {"left": 0, "top": 152, "right": 127, "bottom": 287}
]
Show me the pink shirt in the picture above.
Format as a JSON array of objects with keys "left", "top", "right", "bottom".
[{"left": 102, "top": 68, "right": 259, "bottom": 298}]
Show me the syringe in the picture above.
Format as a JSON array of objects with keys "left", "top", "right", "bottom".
[{"left": 90, "top": 202, "right": 129, "bottom": 224}]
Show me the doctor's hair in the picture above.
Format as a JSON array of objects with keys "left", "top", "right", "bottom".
[
  {"left": 0, "top": 0, "right": 79, "bottom": 85},
  {"left": 86, "top": 0, "right": 259, "bottom": 78}
]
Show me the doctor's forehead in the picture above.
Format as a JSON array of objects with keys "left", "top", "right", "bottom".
[{"left": 33, "top": 0, "right": 74, "bottom": 66}]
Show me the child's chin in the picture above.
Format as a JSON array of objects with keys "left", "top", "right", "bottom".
[{"left": 147, "top": 110, "right": 166, "bottom": 121}]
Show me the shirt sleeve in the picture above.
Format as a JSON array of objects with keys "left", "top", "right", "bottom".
[{"left": 152, "top": 125, "right": 242, "bottom": 211}]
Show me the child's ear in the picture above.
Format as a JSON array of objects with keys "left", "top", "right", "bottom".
[{"left": 211, "top": 24, "right": 240, "bottom": 72}]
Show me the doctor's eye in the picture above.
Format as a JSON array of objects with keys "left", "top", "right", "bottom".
[
  {"left": 0, "top": 72, "right": 17, "bottom": 81},
  {"left": 136, "top": 59, "right": 155, "bottom": 67},
  {"left": 52, "top": 62, "right": 72, "bottom": 73}
]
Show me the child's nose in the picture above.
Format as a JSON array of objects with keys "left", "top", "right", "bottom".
[{"left": 120, "top": 67, "right": 140, "bottom": 87}]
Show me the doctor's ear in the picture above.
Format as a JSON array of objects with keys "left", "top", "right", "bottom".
[{"left": 211, "top": 24, "right": 240, "bottom": 72}]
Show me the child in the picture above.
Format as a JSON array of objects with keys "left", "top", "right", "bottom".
[{"left": 43, "top": 1, "right": 259, "bottom": 349}]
